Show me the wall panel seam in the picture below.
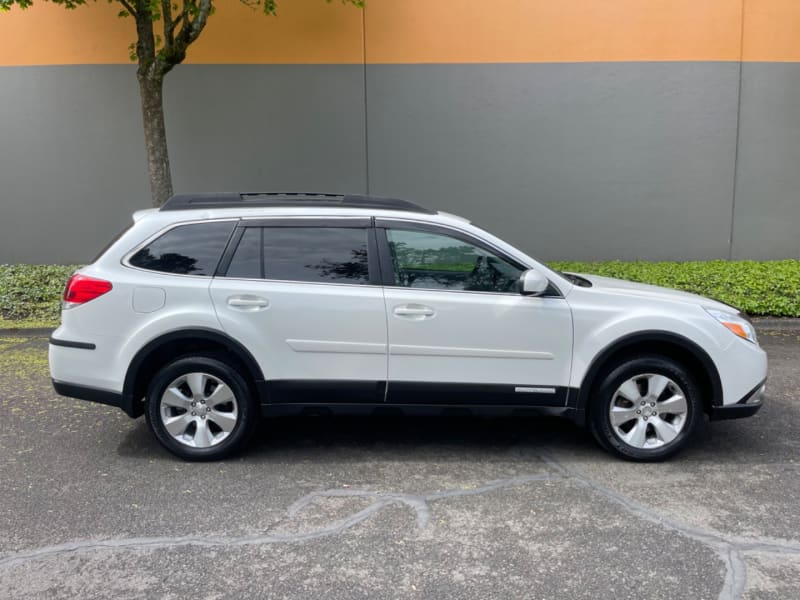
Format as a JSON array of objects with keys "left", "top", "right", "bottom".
[
  {"left": 361, "top": 5, "right": 371, "bottom": 195},
  {"left": 729, "top": 0, "right": 746, "bottom": 260}
]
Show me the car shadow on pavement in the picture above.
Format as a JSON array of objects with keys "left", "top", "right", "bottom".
[
  {"left": 115, "top": 411, "right": 775, "bottom": 466},
  {"left": 116, "top": 414, "right": 594, "bottom": 461}
]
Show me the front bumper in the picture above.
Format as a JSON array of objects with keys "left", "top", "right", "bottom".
[{"left": 708, "top": 379, "right": 765, "bottom": 421}]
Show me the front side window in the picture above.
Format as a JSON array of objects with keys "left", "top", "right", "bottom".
[
  {"left": 386, "top": 228, "right": 523, "bottom": 293},
  {"left": 226, "top": 226, "right": 370, "bottom": 284},
  {"left": 128, "top": 221, "right": 235, "bottom": 275}
]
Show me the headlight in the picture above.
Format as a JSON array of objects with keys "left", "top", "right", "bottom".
[{"left": 705, "top": 308, "right": 758, "bottom": 345}]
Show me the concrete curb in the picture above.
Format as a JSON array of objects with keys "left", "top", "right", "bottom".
[
  {"left": 752, "top": 318, "right": 800, "bottom": 330},
  {"left": 0, "top": 328, "right": 54, "bottom": 337}
]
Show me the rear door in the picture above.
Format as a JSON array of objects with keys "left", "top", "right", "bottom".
[
  {"left": 209, "top": 217, "right": 388, "bottom": 403},
  {"left": 377, "top": 220, "right": 573, "bottom": 406}
]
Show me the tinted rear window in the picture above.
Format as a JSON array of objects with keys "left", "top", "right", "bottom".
[
  {"left": 129, "top": 222, "right": 235, "bottom": 275},
  {"left": 225, "top": 226, "right": 370, "bottom": 284}
]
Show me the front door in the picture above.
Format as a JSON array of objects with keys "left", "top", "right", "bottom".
[
  {"left": 378, "top": 221, "right": 573, "bottom": 406},
  {"left": 210, "top": 218, "right": 388, "bottom": 403}
]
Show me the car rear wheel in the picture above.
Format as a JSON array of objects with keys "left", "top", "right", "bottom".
[
  {"left": 145, "top": 355, "right": 257, "bottom": 461},
  {"left": 589, "top": 356, "right": 701, "bottom": 461}
]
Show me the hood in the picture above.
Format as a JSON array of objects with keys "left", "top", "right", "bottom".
[{"left": 571, "top": 273, "right": 736, "bottom": 312}]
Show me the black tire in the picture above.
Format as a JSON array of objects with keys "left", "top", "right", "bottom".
[
  {"left": 145, "top": 355, "right": 258, "bottom": 461},
  {"left": 588, "top": 355, "right": 701, "bottom": 461}
]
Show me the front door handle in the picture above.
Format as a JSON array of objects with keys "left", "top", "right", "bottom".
[
  {"left": 393, "top": 304, "right": 435, "bottom": 319},
  {"left": 227, "top": 295, "right": 269, "bottom": 311}
]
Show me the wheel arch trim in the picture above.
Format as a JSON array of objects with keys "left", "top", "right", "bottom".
[
  {"left": 574, "top": 330, "right": 724, "bottom": 417},
  {"left": 122, "top": 327, "right": 265, "bottom": 417}
]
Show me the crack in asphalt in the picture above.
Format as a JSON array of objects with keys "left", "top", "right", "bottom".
[
  {"left": 1, "top": 456, "right": 799, "bottom": 600},
  {"left": 0, "top": 473, "right": 560, "bottom": 570},
  {"left": 537, "top": 453, "right": 800, "bottom": 600}
]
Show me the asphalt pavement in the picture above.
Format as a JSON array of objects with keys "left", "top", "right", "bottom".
[{"left": 0, "top": 327, "right": 798, "bottom": 599}]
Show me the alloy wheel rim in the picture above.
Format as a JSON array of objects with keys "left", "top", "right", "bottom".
[
  {"left": 609, "top": 373, "right": 688, "bottom": 449},
  {"left": 159, "top": 372, "right": 239, "bottom": 448}
]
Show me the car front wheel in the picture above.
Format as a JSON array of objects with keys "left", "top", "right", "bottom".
[{"left": 589, "top": 356, "right": 701, "bottom": 461}]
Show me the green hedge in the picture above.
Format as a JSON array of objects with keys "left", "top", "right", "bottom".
[
  {"left": 0, "top": 260, "right": 798, "bottom": 328},
  {"left": 0, "top": 265, "right": 79, "bottom": 327},
  {"left": 550, "top": 260, "right": 800, "bottom": 317}
]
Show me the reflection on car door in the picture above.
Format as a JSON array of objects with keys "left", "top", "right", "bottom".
[
  {"left": 377, "top": 220, "right": 573, "bottom": 406},
  {"left": 210, "top": 218, "right": 388, "bottom": 403}
]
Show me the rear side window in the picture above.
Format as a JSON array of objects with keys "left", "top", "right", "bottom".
[
  {"left": 225, "top": 226, "right": 370, "bottom": 284},
  {"left": 128, "top": 222, "right": 235, "bottom": 276}
]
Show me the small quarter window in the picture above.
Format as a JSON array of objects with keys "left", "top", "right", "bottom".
[{"left": 128, "top": 222, "right": 235, "bottom": 276}]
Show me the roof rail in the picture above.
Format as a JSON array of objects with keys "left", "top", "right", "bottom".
[{"left": 159, "top": 192, "right": 435, "bottom": 214}]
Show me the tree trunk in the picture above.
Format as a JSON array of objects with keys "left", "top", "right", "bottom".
[{"left": 138, "top": 73, "right": 173, "bottom": 207}]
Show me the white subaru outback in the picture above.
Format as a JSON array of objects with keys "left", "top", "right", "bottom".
[{"left": 49, "top": 193, "right": 767, "bottom": 461}]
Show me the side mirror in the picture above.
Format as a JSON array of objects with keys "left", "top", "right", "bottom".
[{"left": 520, "top": 269, "right": 549, "bottom": 296}]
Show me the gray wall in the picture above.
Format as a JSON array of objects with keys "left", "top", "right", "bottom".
[
  {"left": 0, "top": 65, "right": 367, "bottom": 264},
  {"left": 732, "top": 63, "right": 800, "bottom": 260},
  {"left": 366, "top": 63, "right": 740, "bottom": 261},
  {"left": 0, "top": 62, "right": 798, "bottom": 263}
]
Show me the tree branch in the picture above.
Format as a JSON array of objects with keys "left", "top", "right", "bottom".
[
  {"left": 160, "top": 0, "right": 211, "bottom": 69},
  {"left": 189, "top": 0, "right": 213, "bottom": 43},
  {"left": 176, "top": 0, "right": 212, "bottom": 49},
  {"left": 160, "top": 0, "right": 173, "bottom": 54},
  {"left": 117, "top": 0, "right": 137, "bottom": 17},
  {"left": 132, "top": 0, "right": 157, "bottom": 77},
  {"left": 169, "top": 12, "right": 184, "bottom": 39}
]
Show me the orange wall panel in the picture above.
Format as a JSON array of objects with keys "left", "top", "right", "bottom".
[
  {"left": 186, "top": 1, "right": 363, "bottom": 64},
  {"left": 0, "top": 1, "right": 363, "bottom": 66},
  {"left": 364, "top": 0, "right": 743, "bottom": 63},
  {"left": 3, "top": 0, "right": 800, "bottom": 65},
  {"left": 0, "top": 2, "right": 132, "bottom": 65},
  {"left": 742, "top": 0, "right": 800, "bottom": 62}
]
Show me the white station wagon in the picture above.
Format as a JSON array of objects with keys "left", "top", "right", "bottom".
[{"left": 49, "top": 193, "right": 767, "bottom": 461}]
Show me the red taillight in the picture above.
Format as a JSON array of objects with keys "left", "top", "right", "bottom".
[{"left": 63, "top": 274, "right": 113, "bottom": 307}]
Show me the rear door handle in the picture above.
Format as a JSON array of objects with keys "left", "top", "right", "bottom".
[
  {"left": 227, "top": 295, "right": 269, "bottom": 311},
  {"left": 393, "top": 304, "right": 435, "bottom": 319}
]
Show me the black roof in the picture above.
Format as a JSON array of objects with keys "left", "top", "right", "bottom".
[{"left": 159, "top": 192, "right": 435, "bottom": 214}]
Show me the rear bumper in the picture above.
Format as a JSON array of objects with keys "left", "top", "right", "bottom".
[
  {"left": 52, "top": 380, "right": 138, "bottom": 418},
  {"left": 708, "top": 380, "right": 765, "bottom": 421}
]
